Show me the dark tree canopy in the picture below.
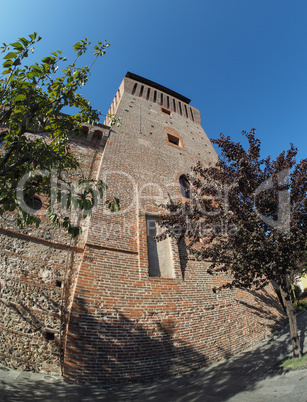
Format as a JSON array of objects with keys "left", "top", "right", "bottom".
[{"left": 160, "top": 129, "right": 307, "bottom": 357}]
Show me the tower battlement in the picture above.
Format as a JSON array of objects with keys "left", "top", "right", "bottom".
[{"left": 104, "top": 72, "right": 201, "bottom": 126}]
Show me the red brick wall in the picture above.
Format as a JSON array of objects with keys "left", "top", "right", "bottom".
[
  {"left": 63, "top": 75, "right": 286, "bottom": 383},
  {"left": 64, "top": 245, "right": 284, "bottom": 383},
  {"left": 0, "top": 74, "right": 286, "bottom": 381}
]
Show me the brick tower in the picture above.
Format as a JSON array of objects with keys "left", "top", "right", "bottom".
[{"left": 62, "top": 73, "right": 285, "bottom": 383}]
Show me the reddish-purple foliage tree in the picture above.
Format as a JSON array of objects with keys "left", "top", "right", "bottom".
[{"left": 160, "top": 129, "right": 307, "bottom": 358}]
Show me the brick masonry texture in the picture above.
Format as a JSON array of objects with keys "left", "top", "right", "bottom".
[{"left": 0, "top": 73, "right": 286, "bottom": 382}]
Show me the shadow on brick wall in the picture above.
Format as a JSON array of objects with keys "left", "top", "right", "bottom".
[
  {"left": 64, "top": 302, "right": 212, "bottom": 384},
  {"left": 1, "top": 313, "right": 306, "bottom": 401},
  {"left": 236, "top": 287, "right": 288, "bottom": 335},
  {"left": 63, "top": 286, "right": 290, "bottom": 384}
]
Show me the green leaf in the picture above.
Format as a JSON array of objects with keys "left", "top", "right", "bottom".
[
  {"left": 42, "top": 56, "right": 56, "bottom": 64},
  {"left": 18, "top": 37, "right": 29, "bottom": 46},
  {"left": 3, "top": 60, "right": 13, "bottom": 68},
  {"left": 30, "top": 65, "right": 42, "bottom": 73},
  {"left": 29, "top": 33, "right": 37, "bottom": 41},
  {"left": 14, "top": 94, "right": 27, "bottom": 102},
  {"left": 4, "top": 52, "right": 17, "bottom": 59},
  {"left": 11, "top": 42, "right": 24, "bottom": 51},
  {"left": 27, "top": 68, "right": 41, "bottom": 78}
]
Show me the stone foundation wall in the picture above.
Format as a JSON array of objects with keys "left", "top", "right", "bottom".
[{"left": 0, "top": 128, "right": 106, "bottom": 373}]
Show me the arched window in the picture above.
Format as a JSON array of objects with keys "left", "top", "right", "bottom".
[
  {"left": 92, "top": 130, "right": 102, "bottom": 145},
  {"left": 179, "top": 175, "right": 190, "bottom": 198}
]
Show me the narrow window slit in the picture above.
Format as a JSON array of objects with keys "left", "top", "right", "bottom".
[
  {"left": 184, "top": 104, "right": 189, "bottom": 118},
  {"left": 146, "top": 88, "right": 150, "bottom": 100},
  {"left": 173, "top": 99, "right": 176, "bottom": 112},
  {"left": 179, "top": 175, "right": 190, "bottom": 198},
  {"left": 132, "top": 83, "right": 137, "bottom": 95},
  {"left": 190, "top": 107, "right": 194, "bottom": 121}
]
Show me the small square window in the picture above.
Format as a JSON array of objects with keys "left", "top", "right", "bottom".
[
  {"left": 45, "top": 331, "right": 55, "bottom": 341},
  {"left": 167, "top": 134, "right": 180, "bottom": 146}
]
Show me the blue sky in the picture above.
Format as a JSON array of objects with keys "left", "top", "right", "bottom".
[{"left": 1, "top": 0, "right": 306, "bottom": 162}]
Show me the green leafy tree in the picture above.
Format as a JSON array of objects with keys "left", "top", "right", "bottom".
[
  {"left": 0, "top": 33, "right": 119, "bottom": 237},
  {"left": 160, "top": 129, "right": 307, "bottom": 358}
]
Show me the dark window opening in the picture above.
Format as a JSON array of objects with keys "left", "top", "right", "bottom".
[
  {"left": 167, "top": 134, "right": 180, "bottom": 146},
  {"left": 179, "top": 175, "right": 190, "bottom": 198},
  {"left": 132, "top": 83, "right": 137, "bottom": 95},
  {"left": 56, "top": 280, "right": 63, "bottom": 288},
  {"left": 190, "top": 107, "right": 194, "bottom": 121},
  {"left": 139, "top": 85, "right": 144, "bottom": 97},
  {"left": 153, "top": 91, "right": 157, "bottom": 102},
  {"left": 160, "top": 93, "right": 163, "bottom": 105},
  {"left": 81, "top": 125, "right": 89, "bottom": 135},
  {"left": 178, "top": 238, "right": 188, "bottom": 280},
  {"left": 173, "top": 99, "right": 176, "bottom": 112},
  {"left": 167, "top": 96, "right": 170, "bottom": 109},
  {"left": 92, "top": 130, "right": 102, "bottom": 145},
  {"left": 146, "top": 88, "right": 150, "bottom": 100},
  {"left": 161, "top": 107, "right": 171, "bottom": 115},
  {"left": 32, "top": 196, "right": 42, "bottom": 211},
  {"left": 184, "top": 104, "right": 189, "bottom": 118},
  {"left": 179, "top": 102, "right": 182, "bottom": 115},
  {"left": 25, "top": 196, "right": 43, "bottom": 212},
  {"left": 45, "top": 331, "right": 55, "bottom": 341}
]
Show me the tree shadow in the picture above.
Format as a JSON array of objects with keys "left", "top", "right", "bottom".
[
  {"left": 178, "top": 238, "right": 188, "bottom": 279},
  {"left": 235, "top": 287, "right": 288, "bottom": 334},
  {"left": 1, "top": 312, "right": 306, "bottom": 401},
  {"left": 300, "top": 313, "right": 306, "bottom": 352},
  {"left": 63, "top": 305, "right": 209, "bottom": 384},
  {"left": 63, "top": 290, "right": 297, "bottom": 387}
]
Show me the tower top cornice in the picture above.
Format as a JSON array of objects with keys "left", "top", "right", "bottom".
[{"left": 125, "top": 72, "right": 191, "bottom": 104}]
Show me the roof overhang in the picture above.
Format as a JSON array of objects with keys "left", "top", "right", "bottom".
[{"left": 125, "top": 72, "right": 191, "bottom": 104}]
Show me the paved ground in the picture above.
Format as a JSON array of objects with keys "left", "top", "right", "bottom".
[{"left": 0, "top": 311, "right": 306, "bottom": 401}]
